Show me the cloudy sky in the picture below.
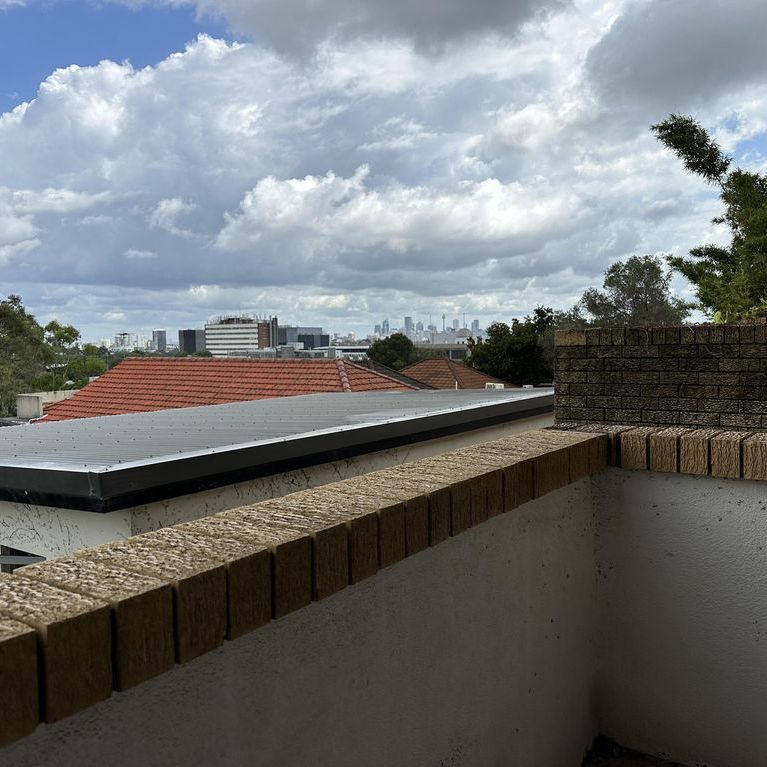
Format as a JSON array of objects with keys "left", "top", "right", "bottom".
[{"left": 1, "top": 0, "right": 766, "bottom": 342}]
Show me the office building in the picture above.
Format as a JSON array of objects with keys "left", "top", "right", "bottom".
[
  {"left": 152, "top": 329, "right": 167, "bottom": 353},
  {"left": 178, "top": 329, "right": 206, "bottom": 354},
  {"left": 204, "top": 315, "right": 279, "bottom": 357}
]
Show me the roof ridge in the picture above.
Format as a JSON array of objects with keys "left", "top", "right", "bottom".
[{"left": 335, "top": 358, "right": 352, "bottom": 392}]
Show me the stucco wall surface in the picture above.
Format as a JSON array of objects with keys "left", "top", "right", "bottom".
[
  {"left": 2, "top": 479, "right": 597, "bottom": 767},
  {"left": 128, "top": 412, "right": 554, "bottom": 534},
  {"left": 593, "top": 469, "right": 767, "bottom": 767},
  {"left": 0, "top": 503, "right": 131, "bottom": 560}
]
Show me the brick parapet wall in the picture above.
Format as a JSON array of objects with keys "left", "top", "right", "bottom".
[
  {"left": 0, "top": 428, "right": 607, "bottom": 750},
  {"left": 554, "top": 324, "right": 767, "bottom": 429},
  {"left": 557, "top": 422, "right": 767, "bottom": 480}
]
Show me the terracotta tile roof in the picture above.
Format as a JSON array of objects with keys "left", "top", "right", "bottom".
[
  {"left": 40, "top": 357, "right": 415, "bottom": 422},
  {"left": 400, "top": 359, "right": 517, "bottom": 390}
]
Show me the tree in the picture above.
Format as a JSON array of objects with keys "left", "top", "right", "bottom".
[
  {"left": 367, "top": 333, "right": 419, "bottom": 370},
  {"left": 0, "top": 295, "right": 51, "bottom": 415},
  {"left": 652, "top": 114, "right": 767, "bottom": 320},
  {"left": 43, "top": 320, "right": 81, "bottom": 390},
  {"left": 575, "top": 255, "right": 691, "bottom": 326},
  {"left": 467, "top": 306, "right": 556, "bottom": 385}
]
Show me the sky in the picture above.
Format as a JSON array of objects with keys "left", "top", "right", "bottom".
[{"left": 1, "top": 0, "right": 767, "bottom": 342}]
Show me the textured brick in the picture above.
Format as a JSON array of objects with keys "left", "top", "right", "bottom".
[
  {"left": 271, "top": 491, "right": 379, "bottom": 585},
  {"left": 0, "top": 617, "right": 39, "bottom": 746},
  {"left": 649, "top": 428, "right": 693, "bottom": 473},
  {"left": 680, "top": 429, "right": 721, "bottom": 475},
  {"left": 0, "top": 574, "right": 111, "bottom": 722},
  {"left": 77, "top": 538, "right": 227, "bottom": 662},
  {"left": 143, "top": 525, "right": 272, "bottom": 637},
  {"left": 619, "top": 427, "right": 658, "bottom": 470},
  {"left": 363, "top": 465, "right": 453, "bottom": 547},
  {"left": 710, "top": 431, "right": 750, "bottom": 478},
  {"left": 743, "top": 434, "right": 767, "bottom": 480},
  {"left": 314, "top": 483, "right": 407, "bottom": 566},
  {"left": 21, "top": 557, "right": 174, "bottom": 691},
  {"left": 555, "top": 329, "right": 586, "bottom": 346}
]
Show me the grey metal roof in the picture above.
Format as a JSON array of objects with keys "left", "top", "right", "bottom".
[{"left": 0, "top": 388, "right": 552, "bottom": 511}]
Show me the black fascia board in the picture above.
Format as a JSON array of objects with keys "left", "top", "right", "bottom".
[{"left": 0, "top": 395, "right": 552, "bottom": 512}]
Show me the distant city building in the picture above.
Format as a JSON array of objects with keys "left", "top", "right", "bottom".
[
  {"left": 204, "top": 315, "right": 279, "bottom": 357},
  {"left": 374, "top": 324, "right": 382, "bottom": 336},
  {"left": 178, "top": 329, "right": 206, "bottom": 354},
  {"left": 112, "top": 332, "right": 149, "bottom": 351},
  {"left": 404, "top": 316, "right": 414, "bottom": 338},
  {"left": 382, "top": 319, "right": 390, "bottom": 335},
  {"left": 278, "top": 326, "right": 329, "bottom": 350},
  {"left": 416, "top": 320, "right": 424, "bottom": 334},
  {"left": 452, "top": 318, "right": 459, "bottom": 330},
  {"left": 152, "top": 329, "right": 167, "bottom": 353},
  {"left": 471, "top": 319, "right": 480, "bottom": 336}
]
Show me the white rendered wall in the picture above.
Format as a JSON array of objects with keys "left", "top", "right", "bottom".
[
  {"left": 0, "top": 502, "right": 131, "bottom": 560},
  {"left": 593, "top": 469, "right": 767, "bottom": 767},
  {"left": 3, "top": 480, "right": 598, "bottom": 767},
  {"left": 128, "top": 412, "right": 554, "bottom": 534}
]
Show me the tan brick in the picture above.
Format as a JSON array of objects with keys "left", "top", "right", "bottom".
[
  {"left": 256, "top": 492, "right": 377, "bottom": 586},
  {"left": 205, "top": 505, "right": 347, "bottom": 600},
  {"left": 198, "top": 508, "right": 313, "bottom": 618},
  {"left": 143, "top": 526, "right": 271, "bottom": 639},
  {"left": 0, "top": 617, "right": 39, "bottom": 746},
  {"left": 389, "top": 462, "right": 473, "bottom": 535},
  {"left": 301, "top": 488, "right": 405, "bottom": 568},
  {"left": 743, "top": 433, "right": 767, "bottom": 480},
  {"left": 680, "top": 429, "right": 721, "bottom": 475},
  {"left": 619, "top": 427, "right": 658, "bottom": 470},
  {"left": 574, "top": 424, "right": 635, "bottom": 466},
  {"left": 457, "top": 441, "right": 536, "bottom": 509},
  {"left": 77, "top": 538, "right": 226, "bottom": 663},
  {"left": 20, "top": 557, "right": 174, "bottom": 691},
  {"left": 555, "top": 329, "right": 587, "bottom": 346},
  {"left": 711, "top": 431, "right": 750, "bottom": 478},
  {"left": 340, "top": 473, "right": 433, "bottom": 555},
  {"left": 412, "top": 454, "right": 500, "bottom": 526},
  {"left": 0, "top": 574, "right": 111, "bottom": 722},
  {"left": 300, "top": 485, "right": 407, "bottom": 569},
  {"left": 649, "top": 427, "right": 693, "bottom": 473}
]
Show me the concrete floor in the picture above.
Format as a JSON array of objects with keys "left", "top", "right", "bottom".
[{"left": 582, "top": 737, "right": 683, "bottom": 766}]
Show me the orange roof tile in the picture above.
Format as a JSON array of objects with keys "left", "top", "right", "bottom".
[
  {"left": 40, "top": 357, "right": 415, "bottom": 422},
  {"left": 399, "top": 359, "right": 517, "bottom": 390}
]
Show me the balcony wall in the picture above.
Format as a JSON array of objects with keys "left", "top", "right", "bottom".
[
  {"left": 1, "top": 420, "right": 766, "bottom": 766},
  {"left": 1, "top": 478, "right": 599, "bottom": 767}
]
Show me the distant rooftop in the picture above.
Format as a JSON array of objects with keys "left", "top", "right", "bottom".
[
  {"left": 1, "top": 388, "right": 553, "bottom": 511},
  {"left": 401, "top": 358, "right": 515, "bottom": 390},
  {"left": 40, "top": 357, "right": 415, "bottom": 422}
]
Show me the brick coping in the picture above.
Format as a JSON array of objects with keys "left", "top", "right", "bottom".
[
  {"left": 0, "top": 428, "right": 607, "bottom": 749},
  {"left": 555, "top": 422, "right": 767, "bottom": 480}
]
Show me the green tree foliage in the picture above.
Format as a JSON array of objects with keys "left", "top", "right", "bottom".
[
  {"left": 575, "top": 255, "right": 691, "bottom": 326},
  {"left": 467, "top": 307, "right": 556, "bottom": 385},
  {"left": 652, "top": 114, "right": 767, "bottom": 320},
  {"left": 367, "top": 332, "right": 419, "bottom": 370},
  {"left": 43, "top": 320, "right": 82, "bottom": 390},
  {"left": 0, "top": 295, "right": 52, "bottom": 415}
]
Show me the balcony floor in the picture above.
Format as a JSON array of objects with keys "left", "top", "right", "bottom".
[{"left": 583, "top": 737, "right": 683, "bottom": 766}]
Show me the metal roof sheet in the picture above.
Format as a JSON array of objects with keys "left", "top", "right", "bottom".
[{"left": 0, "top": 388, "right": 552, "bottom": 511}]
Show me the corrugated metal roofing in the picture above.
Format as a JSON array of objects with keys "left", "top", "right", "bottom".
[{"left": 0, "top": 388, "right": 553, "bottom": 511}]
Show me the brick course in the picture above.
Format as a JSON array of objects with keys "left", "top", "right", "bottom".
[{"left": 555, "top": 325, "right": 767, "bottom": 429}]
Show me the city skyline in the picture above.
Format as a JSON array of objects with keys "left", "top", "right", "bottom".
[{"left": 2, "top": 2, "right": 765, "bottom": 341}]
